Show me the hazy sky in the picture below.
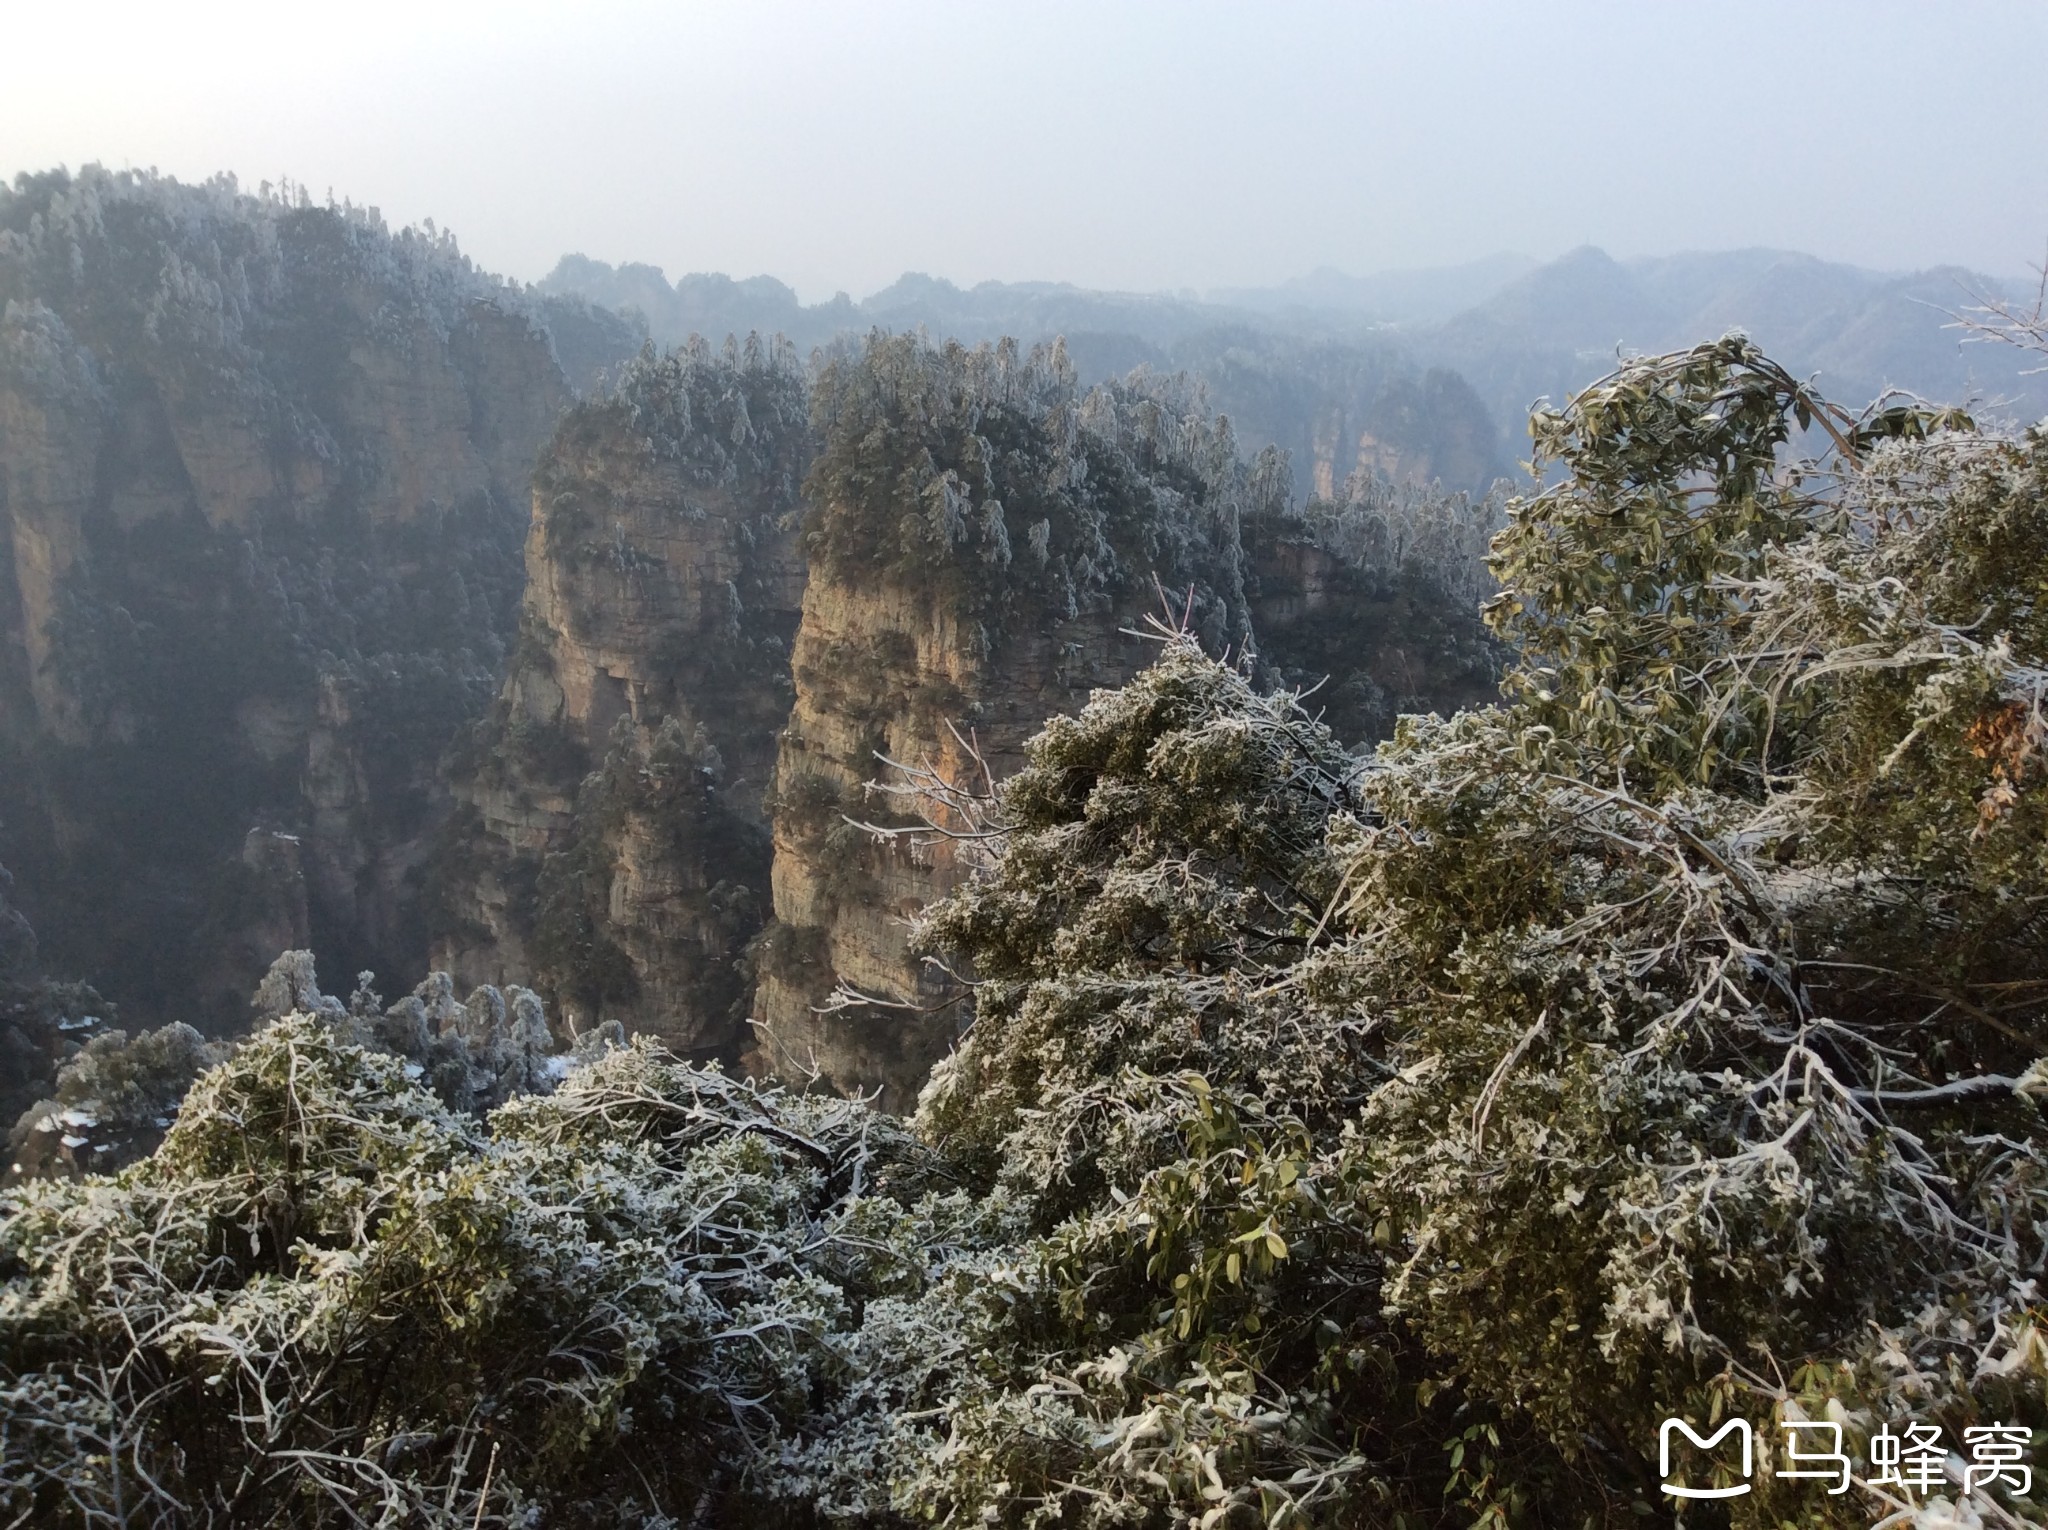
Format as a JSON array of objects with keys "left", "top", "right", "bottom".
[{"left": 7, "top": 1, "right": 2046, "bottom": 302}]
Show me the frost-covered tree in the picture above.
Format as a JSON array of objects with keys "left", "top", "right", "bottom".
[
  {"left": 0, "top": 1015, "right": 994, "bottom": 1525},
  {"left": 894, "top": 338, "right": 2048, "bottom": 1526},
  {"left": 802, "top": 332, "right": 1276, "bottom": 655},
  {"left": 1345, "top": 339, "right": 2048, "bottom": 1522}
]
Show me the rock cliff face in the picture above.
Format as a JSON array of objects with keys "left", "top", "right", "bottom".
[
  {"left": 433, "top": 339, "right": 810, "bottom": 1057},
  {"left": 1160, "top": 339, "right": 1508, "bottom": 502},
  {"left": 426, "top": 330, "right": 1499, "bottom": 1109},
  {"left": 747, "top": 337, "right": 1268, "bottom": 1107},
  {"left": 1295, "top": 368, "right": 1503, "bottom": 503},
  {"left": 0, "top": 168, "right": 596, "bottom": 1028}
]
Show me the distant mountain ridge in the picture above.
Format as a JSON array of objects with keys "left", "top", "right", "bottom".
[
  {"left": 1211, "top": 253, "right": 1542, "bottom": 325},
  {"left": 539, "top": 256, "right": 1307, "bottom": 355},
  {"left": 543, "top": 246, "right": 2048, "bottom": 466},
  {"left": 538, "top": 257, "right": 1516, "bottom": 497},
  {"left": 1418, "top": 244, "right": 2048, "bottom": 438}
]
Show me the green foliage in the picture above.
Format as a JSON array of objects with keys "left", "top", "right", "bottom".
[
  {"left": 1488, "top": 338, "right": 1851, "bottom": 792},
  {"left": 905, "top": 341, "right": 2048, "bottom": 1524},
  {"left": 0, "top": 1012, "right": 1002, "bottom": 1526},
  {"left": 875, "top": 642, "right": 1456, "bottom": 1527},
  {"left": 1343, "top": 344, "right": 2048, "bottom": 1517},
  {"left": 530, "top": 811, "right": 641, "bottom": 1015}
]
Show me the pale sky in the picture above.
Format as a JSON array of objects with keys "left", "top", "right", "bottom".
[{"left": 6, "top": 0, "right": 2045, "bottom": 302}]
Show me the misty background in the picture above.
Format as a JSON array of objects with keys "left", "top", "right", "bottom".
[{"left": 7, "top": 0, "right": 2046, "bottom": 301}]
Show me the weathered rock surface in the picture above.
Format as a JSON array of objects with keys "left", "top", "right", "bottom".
[
  {"left": 746, "top": 338, "right": 1264, "bottom": 1108},
  {"left": 433, "top": 338, "right": 811, "bottom": 1056},
  {"left": 0, "top": 168, "right": 602, "bottom": 1028},
  {"left": 750, "top": 579, "right": 1174, "bottom": 1108}
]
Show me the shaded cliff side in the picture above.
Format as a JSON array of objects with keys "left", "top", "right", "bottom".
[
  {"left": 748, "top": 335, "right": 1275, "bottom": 1107},
  {"left": 1244, "top": 472, "right": 1507, "bottom": 746},
  {"left": 432, "top": 338, "right": 811, "bottom": 1056},
  {"left": 0, "top": 168, "right": 593, "bottom": 1029},
  {"left": 1122, "top": 336, "right": 1508, "bottom": 501},
  {"left": 0, "top": 858, "right": 109, "bottom": 1144}
]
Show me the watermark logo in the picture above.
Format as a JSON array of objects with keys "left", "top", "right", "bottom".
[
  {"left": 1869, "top": 1422, "right": 1946, "bottom": 1496},
  {"left": 1963, "top": 1425, "right": 2033, "bottom": 1498},
  {"left": 1658, "top": 1416, "right": 2035, "bottom": 1502},
  {"left": 1659, "top": 1418, "right": 1752, "bottom": 1499}
]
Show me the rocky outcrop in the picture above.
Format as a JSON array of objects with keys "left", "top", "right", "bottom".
[
  {"left": 0, "top": 168, "right": 584, "bottom": 1029},
  {"left": 747, "top": 337, "right": 1264, "bottom": 1108},
  {"left": 0, "top": 162, "right": 1512, "bottom": 1120},
  {"left": 750, "top": 581, "right": 1173, "bottom": 1108},
  {"left": 422, "top": 329, "right": 1497, "bottom": 1110},
  {"left": 433, "top": 338, "right": 811, "bottom": 1057}
]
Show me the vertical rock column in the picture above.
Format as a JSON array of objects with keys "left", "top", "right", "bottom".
[
  {"left": 747, "top": 336, "right": 1259, "bottom": 1109},
  {"left": 749, "top": 578, "right": 1158, "bottom": 1109},
  {"left": 434, "top": 338, "right": 810, "bottom": 1058}
]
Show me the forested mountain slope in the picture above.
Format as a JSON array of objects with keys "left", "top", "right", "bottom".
[
  {"left": 0, "top": 167, "right": 1502, "bottom": 1094},
  {"left": 0, "top": 168, "right": 635, "bottom": 1031}
]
